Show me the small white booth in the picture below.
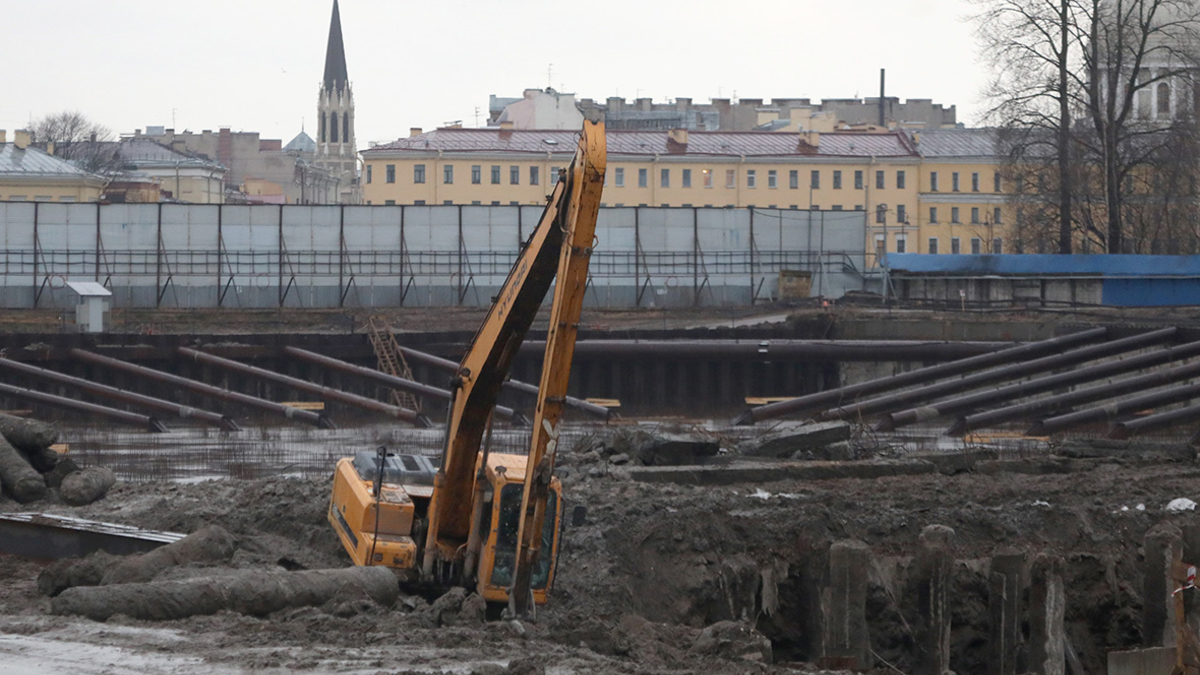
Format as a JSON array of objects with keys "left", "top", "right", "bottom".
[{"left": 65, "top": 281, "right": 112, "bottom": 333}]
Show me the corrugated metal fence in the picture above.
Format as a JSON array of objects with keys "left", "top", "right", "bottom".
[{"left": 0, "top": 202, "right": 874, "bottom": 309}]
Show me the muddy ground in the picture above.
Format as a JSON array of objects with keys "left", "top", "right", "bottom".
[{"left": 2, "top": 443, "right": 1199, "bottom": 673}]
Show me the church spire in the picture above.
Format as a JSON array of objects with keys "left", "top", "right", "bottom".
[{"left": 323, "top": 0, "right": 349, "bottom": 94}]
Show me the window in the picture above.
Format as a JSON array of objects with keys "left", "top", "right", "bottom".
[
  {"left": 971, "top": 207, "right": 980, "bottom": 224},
  {"left": 747, "top": 170, "right": 756, "bottom": 189},
  {"left": 413, "top": 165, "right": 426, "bottom": 184},
  {"left": 443, "top": 165, "right": 453, "bottom": 184},
  {"left": 875, "top": 204, "right": 887, "bottom": 224},
  {"left": 682, "top": 169, "right": 692, "bottom": 188},
  {"left": 366, "top": 165, "right": 372, "bottom": 184},
  {"left": 930, "top": 172, "right": 939, "bottom": 191},
  {"left": 994, "top": 172, "right": 1002, "bottom": 192},
  {"left": 951, "top": 237, "right": 961, "bottom": 254},
  {"left": 702, "top": 169, "right": 712, "bottom": 189},
  {"left": 386, "top": 164, "right": 395, "bottom": 184},
  {"left": 876, "top": 170, "right": 885, "bottom": 189},
  {"left": 811, "top": 170, "right": 820, "bottom": 189},
  {"left": 952, "top": 172, "right": 960, "bottom": 192},
  {"left": 768, "top": 170, "right": 777, "bottom": 189},
  {"left": 971, "top": 238, "right": 982, "bottom": 254},
  {"left": 638, "top": 168, "right": 648, "bottom": 188},
  {"left": 724, "top": 169, "right": 734, "bottom": 189},
  {"left": 874, "top": 235, "right": 886, "bottom": 260},
  {"left": 472, "top": 165, "right": 481, "bottom": 184},
  {"left": 994, "top": 207, "right": 1003, "bottom": 224},
  {"left": 414, "top": 200, "right": 425, "bottom": 205},
  {"left": 58, "top": 196, "right": 76, "bottom": 203},
  {"left": 330, "top": 112, "right": 339, "bottom": 143},
  {"left": 661, "top": 168, "right": 670, "bottom": 187},
  {"left": 384, "top": 199, "right": 395, "bottom": 205},
  {"left": 833, "top": 170, "right": 842, "bottom": 189},
  {"left": 929, "top": 207, "right": 938, "bottom": 223},
  {"left": 832, "top": 205, "right": 843, "bottom": 211},
  {"left": 896, "top": 236, "right": 907, "bottom": 253},
  {"left": 971, "top": 172, "right": 980, "bottom": 192},
  {"left": 928, "top": 237, "right": 939, "bottom": 254},
  {"left": 1158, "top": 82, "right": 1172, "bottom": 116},
  {"left": 530, "top": 166, "right": 539, "bottom": 185},
  {"left": 897, "top": 170, "right": 906, "bottom": 189},
  {"left": 951, "top": 207, "right": 960, "bottom": 223},
  {"left": 854, "top": 170, "right": 863, "bottom": 189},
  {"left": 510, "top": 166, "right": 520, "bottom": 185},
  {"left": 855, "top": 205, "right": 864, "bottom": 211},
  {"left": 992, "top": 238, "right": 1004, "bottom": 254},
  {"left": 551, "top": 166, "right": 561, "bottom": 179},
  {"left": 614, "top": 168, "right": 624, "bottom": 187},
  {"left": 491, "top": 165, "right": 501, "bottom": 184},
  {"left": 789, "top": 170, "right": 798, "bottom": 189},
  {"left": 897, "top": 204, "right": 907, "bottom": 223},
  {"left": 443, "top": 200, "right": 453, "bottom": 205}
]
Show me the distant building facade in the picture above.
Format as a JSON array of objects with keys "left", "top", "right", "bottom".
[
  {"left": 136, "top": 126, "right": 339, "bottom": 205},
  {"left": 361, "top": 126, "right": 1020, "bottom": 259},
  {"left": 0, "top": 129, "right": 106, "bottom": 203},
  {"left": 109, "top": 137, "right": 226, "bottom": 204},
  {"left": 488, "top": 89, "right": 958, "bottom": 132}
]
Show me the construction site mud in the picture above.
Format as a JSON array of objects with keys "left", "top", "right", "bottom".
[{"left": 2, "top": 423, "right": 1199, "bottom": 674}]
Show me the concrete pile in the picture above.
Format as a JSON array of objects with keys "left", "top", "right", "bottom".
[{"left": 0, "top": 412, "right": 97, "bottom": 504}]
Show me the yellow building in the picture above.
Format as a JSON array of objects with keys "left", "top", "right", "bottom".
[
  {"left": 0, "top": 130, "right": 106, "bottom": 203},
  {"left": 911, "top": 129, "right": 1011, "bottom": 255},
  {"left": 362, "top": 125, "right": 1013, "bottom": 256}
]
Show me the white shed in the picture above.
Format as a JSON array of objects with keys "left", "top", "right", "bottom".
[{"left": 65, "top": 281, "right": 112, "bottom": 333}]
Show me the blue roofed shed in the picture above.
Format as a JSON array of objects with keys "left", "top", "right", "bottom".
[{"left": 885, "top": 254, "right": 1200, "bottom": 307}]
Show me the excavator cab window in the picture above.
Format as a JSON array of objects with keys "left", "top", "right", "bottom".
[{"left": 489, "top": 484, "right": 557, "bottom": 590}]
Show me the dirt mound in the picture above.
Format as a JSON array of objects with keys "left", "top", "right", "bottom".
[{"left": 3, "top": 455, "right": 1199, "bottom": 673}]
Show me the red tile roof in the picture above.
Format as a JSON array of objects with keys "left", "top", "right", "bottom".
[{"left": 363, "top": 128, "right": 918, "bottom": 159}]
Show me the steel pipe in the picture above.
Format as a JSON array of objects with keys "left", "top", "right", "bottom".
[
  {"left": 880, "top": 338, "right": 1200, "bottom": 432},
  {"left": 1028, "top": 380, "right": 1200, "bottom": 436},
  {"left": 951, "top": 358, "right": 1200, "bottom": 436},
  {"left": 0, "top": 356, "right": 238, "bottom": 431},
  {"left": 70, "top": 349, "right": 332, "bottom": 430},
  {"left": 178, "top": 347, "right": 432, "bottom": 427},
  {"left": 520, "top": 339, "right": 1012, "bottom": 362},
  {"left": 1112, "top": 403, "right": 1200, "bottom": 440},
  {"left": 818, "top": 327, "right": 1176, "bottom": 423},
  {"left": 0, "top": 381, "right": 166, "bottom": 432},
  {"left": 398, "top": 346, "right": 613, "bottom": 420},
  {"left": 733, "top": 328, "right": 1108, "bottom": 425},
  {"left": 283, "top": 347, "right": 527, "bottom": 425}
]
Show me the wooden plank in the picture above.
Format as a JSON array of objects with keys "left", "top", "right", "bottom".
[
  {"left": 585, "top": 398, "right": 621, "bottom": 408},
  {"left": 745, "top": 397, "right": 793, "bottom": 406},
  {"left": 281, "top": 401, "right": 325, "bottom": 411}
]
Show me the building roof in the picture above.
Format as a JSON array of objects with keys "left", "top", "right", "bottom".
[
  {"left": 323, "top": 0, "right": 349, "bottom": 94},
  {"left": 284, "top": 131, "right": 317, "bottom": 153},
  {"left": 887, "top": 253, "right": 1200, "bottom": 276},
  {"left": 0, "top": 144, "right": 95, "bottom": 177},
  {"left": 114, "top": 138, "right": 223, "bottom": 169},
  {"left": 913, "top": 128, "right": 999, "bottom": 158},
  {"left": 363, "top": 128, "right": 919, "bottom": 159}
]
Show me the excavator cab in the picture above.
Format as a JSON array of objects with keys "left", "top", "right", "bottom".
[{"left": 474, "top": 453, "right": 561, "bottom": 603}]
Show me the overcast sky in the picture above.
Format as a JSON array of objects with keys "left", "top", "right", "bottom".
[{"left": 3, "top": 0, "right": 985, "bottom": 147}]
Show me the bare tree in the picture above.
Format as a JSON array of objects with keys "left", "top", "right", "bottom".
[
  {"left": 29, "top": 111, "right": 120, "bottom": 174},
  {"left": 1080, "top": 0, "right": 1200, "bottom": 252},
  {"left": 975, "top": 0, "right": 1083, "bottom": 253},
  {"left": 976, "top": 0, "right": 1200, "bottom": 253}
]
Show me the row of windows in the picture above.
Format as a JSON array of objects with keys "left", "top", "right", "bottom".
[
  {"left": 609, "top": 168, "right": 914, "bottom": 191},
  {"left": 881, "top": 236, "right": 1003, "bottom": 255},
  {"left": 928, "top": 206, "right": 1004, "bottom": 225},
  {"left": 367, "top": 164, "right": 557, "bottom": 187},
  {"left": 1, "top": 196, "right": 73, "bottom": 202},
  {"left": 366, "top": 164, "right": 1008, "bottom": 197},
  {"left": 930, "top": 171, "right": 1002, "bottom": 193}
]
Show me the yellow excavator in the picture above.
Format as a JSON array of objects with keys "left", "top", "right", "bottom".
[{"left": 328, "top": 116, "right": 606, "bottom": 615}]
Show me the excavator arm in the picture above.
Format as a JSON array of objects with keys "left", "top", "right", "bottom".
[{"left": 422, "top": 118, "right": 607, "bottom": 583}]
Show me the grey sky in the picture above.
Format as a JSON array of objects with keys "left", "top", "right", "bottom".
[{"left": 4, "top": 0, "right": 985, "bottom": 147}]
